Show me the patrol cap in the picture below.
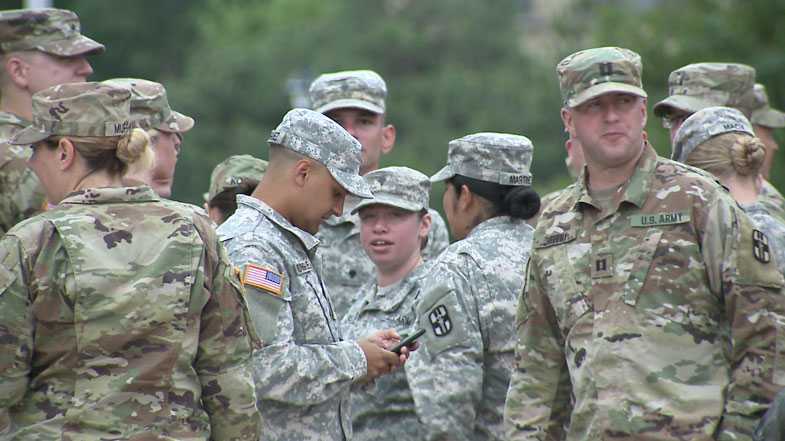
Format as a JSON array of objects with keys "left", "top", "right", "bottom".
[
  {"left": 10, "top": 82, "right": 132, "bottom": 145},
  {"left": 309, "top": 69, "right": 387, "bottom": 114},
  {"left": 671, "top": 106, "right": 755, "bottom": 163},
  {"left": 103, "top": 78, "right": 194, "bottom": 133},
  {"left": 557, "top": 46, "right": 647, "bottom": 108},
  {"left": 268, "top": 108, "right": 373, "bottom": 198},
  {"left": 0, "top": 8, "right": 104, "bottom": 57},
  {"left": 749, "top": 84, "right": 785, "bottom": 129},
  {"left": 351, "top": 166, "right": 430, "bottom": 214},
  {"left": 206, "top": 154, "right": 268, "bottom": 203},
  {"left": 430, "top": 132, "right": 534, "bottom": 187},
  {"left": 653, "top": 63, "right": 755, "bottom": 118}
]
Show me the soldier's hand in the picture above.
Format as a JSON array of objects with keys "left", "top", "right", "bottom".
[{"left": 358, "top": 334, "right": 404, "bottom": 381}]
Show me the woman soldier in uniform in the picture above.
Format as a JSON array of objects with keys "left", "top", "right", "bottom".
[
  {"left": 407, "top": 132, "right": 540, "bottom": 441},
  {"left": 340, "top": 166, "right": 432, "bottom": 441},
  {"left": 672, "top": 106, "right": 785, "bottom": 276},
  {"left": 0, "top": 82, "right": 260, "bottom": 440}
]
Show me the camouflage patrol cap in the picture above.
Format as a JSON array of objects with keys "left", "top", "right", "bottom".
[
  {"left": 10, "top": 82, "right": 132, "bottom": 145},
  {"left": 103, "top": 78, "right": 194, "bottom": 133},
  {"left": 671, "top": 106, "right": 754, "bottom": 163},
  {"left": 268, "top": 108, "right": 373, "bottom": 198},
  {"left": 431, "top": 132, "right": 534, "bottom": 186},
  {"left": 206, "top": 154, "right": 268, "bottom": 203},
  {"left": 0, "top": 8, "right": 104, "bottom": 57},
  {"left": 557, "top": 47, "right": 647, "bottom": 108},
  {"left": 351, "top": 166, "right": 430, "bottom": 214},
  {"left": 653, "top": 63, "right": 755, "bottom": 118},
  {"left": 748, "top": 84, "right": 785, "bottom": 129},
  {"left": 309, "top": 70, "right": 387, "bottom": 114}
]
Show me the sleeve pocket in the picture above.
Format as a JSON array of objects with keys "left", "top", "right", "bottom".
[{"left": 244, "top": 284, "right": 291, "bottom": 344}]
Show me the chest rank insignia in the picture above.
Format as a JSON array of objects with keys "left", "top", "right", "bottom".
[
  {"left": 752, "top": 229, "right": 771, "bottom": 263},
  {"left": 429, "top": 304, "right": 452, "bottom": 337},
  {"left": 242, "top": 263, "right": 284, "bottom": 296},
  {"left": 591, "top": 253, "right": 613, "bottom": 279}
]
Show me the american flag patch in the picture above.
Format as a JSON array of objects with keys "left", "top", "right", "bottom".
[{"left": 242, "top": 263, "right": 284, "bottom": 296}]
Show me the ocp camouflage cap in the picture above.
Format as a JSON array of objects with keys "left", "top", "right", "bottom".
[
  {"left": 351, "top": 166, "right": 430, "bottom": 214},
  {"left": 0, "top": 8, "right": 104, "bottom": 57},
  {"left": 206, "top": 154, "right": 268, "bottom": 203},
  {"left": 268, "top": 108, "right": 373, "bottom": 198},
  {"left": 10, "top": 82, "right": 133, "bottom": 145},
  {"left": 309, "top": 70, "right": 387, "bottom": 114},
  {"left": 653, "top": 63, "right": 755, "bottom": 118},
  {"left": 748, "top": 84, "right": 785, "bottom": 129},
  {"left": 557, "top": 46, "right": 647, "bottom": 108},
  {"left": 671, "top": 106, "right": 755, "bottom": 163},
  {"left": 103, "top": 78, "right": 195, "bottom": 133},
  {"left": 430, "top": 132, "right": 534, "bottom": 186}
]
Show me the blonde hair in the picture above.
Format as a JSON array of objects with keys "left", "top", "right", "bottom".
[
  {"left": 49, "top": 128, "right": 154, "bottom": 177},
  {"left": 685, "top": 132, "right": 765, "bottom": 178}
]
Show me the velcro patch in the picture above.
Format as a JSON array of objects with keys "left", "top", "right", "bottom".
[
  {"left": 428, "top": 305, "right": 452, "bottom": 336},
  {"left": 752, "top": 229, "right": 772, "bottom": 263},
  {"left": 535, "top": 231, "right": 576, "bottom": 248},
  {"left": 294, "top": 259, "right": 313, "bottom": 275},
  {"left": 242, "top": 263, "right": 283, "bottom": 296},
  {"left": 630, "top": 211, "right": 690, "bottom": 227}
]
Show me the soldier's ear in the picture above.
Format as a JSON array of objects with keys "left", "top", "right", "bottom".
[
  {"left": 56, "top": 137, "right": 77, "bottom": 171},
  {"left": 291, "top": 158, "right": 312, "bottom": 188},
  {"left": 4, "top": 54, "right": 31, "bottom": 89}
]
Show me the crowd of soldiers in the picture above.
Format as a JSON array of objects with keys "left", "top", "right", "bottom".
[{"left": 0, "top": 7, "right": 784, "bottom": 441}]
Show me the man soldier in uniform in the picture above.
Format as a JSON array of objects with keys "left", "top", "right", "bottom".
[
  {"left": 746, "top": 83, "right": 785, "bottom": 220},
  {"left": 504, "top": 47, "right": 785, "bottom": 441},
  {"left": 0, "top": 8, "right": 103, "bottom": 234},
  {"left": 309, "top": 69, "right": 450, "bottom": 317},
  {"left": 218, "top": 108, "right": 408, "bottom": 441}
]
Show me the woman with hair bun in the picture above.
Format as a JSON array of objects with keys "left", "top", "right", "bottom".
[
  {"left": 0, "top": 82, "right": 260, "bottom": 440},
  {"left": 406, "top": 132, "right": 539, "bottom": 441},
  {"left": 673, "top": 106, "right": 785, "bottom": 275}
]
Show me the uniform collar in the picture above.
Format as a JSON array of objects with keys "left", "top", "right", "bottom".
[
  {"left": 0, "top": 111, "right": 29, "bottom": 129},
  {"left": 236, "top": 194, "right": 320, "bottom": 252},
  {"left": 364, "top": 261, "right": 431, "bottom": 313},
  {"left": 60, "top": 186, "right": 159, "bottom": 205},
  {"left": 465, "top": 215, "right": 519, "bottom": 240}
]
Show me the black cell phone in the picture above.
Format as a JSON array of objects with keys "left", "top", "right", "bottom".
[{"left": 390, "top": 329, "right": 426, "bottom": 354}]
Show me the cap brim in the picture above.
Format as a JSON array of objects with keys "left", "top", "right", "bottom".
[
  {"left": 429, "top": 165, "right": 455, "bottom": 183},
  {"left": 331, "top": 169, "right": 374, "bottom": 199},
  {"left": 568, "top": 83, "right": 647, "bottom": 108},
  {"left": 37, "top": 35, "right": 105, "bottom": 57},
  {"left": 653, "top": 95, "right": 715, "bottom": 117},
  {"left": 315, "top": 99, "right": 384, "bottom": 115},
  {"left": 752, "top": 108, "right": 785, "bottom": 129},
  {"left": 9, "top": 125, "right": 51, "bottom": 145},
  {"left": 351, "top": 195, "right": 423, "bottom": 215},
  {"left": 158, "top": 111, "right": 195, "bottom": 133}
]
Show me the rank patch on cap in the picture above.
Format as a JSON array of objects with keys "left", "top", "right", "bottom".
[
  {"left": 242, "top": 263, "right": 283, "bottom": 296},
  {"left": 428, "top": 304, "right": 452, "bottom": 337},
  {"left": 752, "top": 229, "right": 771, "bottom": 264}
]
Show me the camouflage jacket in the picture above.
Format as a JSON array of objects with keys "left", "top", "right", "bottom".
[
  {"left": 407, "top": 215, "right": 533, "bottom": 441},
  {"left": 755, "top": 388, "right": 785, "bottom": 441},
  {"left": 341, "top": 262, "right": 431, "bottom": 441},
  {"left": 218, "top": 195, "right": 368, "bottom": 441},
  {"left": 0, "top": 186, "right": 261, "bottom": 441},
  {"left": 743, "top": 201, "right": 785, "bottom": 276},
  {"left": 0, "top": 112, "right": 45, "bottom": 236},
  {"left": 504, "top": 145, "right": 785, "bottom": 441},
  {"left": 759, "top": 179, "right": 785, "bottom": 223},
  {"left": 317, "top": 207, "right": 449, "bottom": 319}
]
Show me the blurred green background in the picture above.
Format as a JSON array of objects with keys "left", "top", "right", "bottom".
[{"left": 4, "top": 0, "right": 784, "bottom": 209}]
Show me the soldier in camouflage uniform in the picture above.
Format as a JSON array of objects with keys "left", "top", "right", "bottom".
[
  {"left": 204, "top": 154, "right": 268, "bottom": 224},
  {"left": 0, "top": 8, "right": 103, "bottom": 234},
  {"left": 309, "top": 69, "right": 450, "bottom": 318},
  {"left": 340, "top": 166, "right": 433, "bottom": 441},
  {"left": 406, "top": 132, "right": 539, "bottom": 441},
  {"left": 217, "top": 108, "right": 408, "bottom": 441},
  {"left": 104, "top": 78, "right": 194, "bottom": 199},
  {"left": 672, "top": 106, "right": 785, "bottom": 276},
  {"left": 747, "top": 84, "right": 785, "bottom": 221},
  {"left": 504, "top": 47, "right": 785, "bottom": 441},
  {"left": 0, "top": 82, "right": 261, "bottom": 440}
]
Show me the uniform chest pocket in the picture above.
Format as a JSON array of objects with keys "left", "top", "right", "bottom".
[{"left": 536, "top": 243, "right": 593, "bottom": 337}]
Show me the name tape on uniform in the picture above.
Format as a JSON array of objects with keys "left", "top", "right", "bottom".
[{"left": 630, "top": 211, "right": 690, "bottom": 227}]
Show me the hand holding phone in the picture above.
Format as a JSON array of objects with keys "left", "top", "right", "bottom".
[{"left": 390, "top": 329, "right": 425, "bottom": 354}]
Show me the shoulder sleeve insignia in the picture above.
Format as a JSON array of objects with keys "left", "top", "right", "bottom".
[
  {"left": 752, "top": 229, "right": 772, "bottom": 263},
  {"left": 428, "top": 304, "right": 452, "bottom": 336},
  {"left": 242, "top": 263, "right": 284, "bottom": 296}
]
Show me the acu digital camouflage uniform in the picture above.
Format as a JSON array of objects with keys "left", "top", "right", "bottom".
[
  {"left": 310, "top": 69, "right": 450, "bottom": 318},
  {"left": 407, "top": 133, "right": 536, "bottom": 441},
  {"left": 340, "top": 166, "right": 432, "bottom": 441},
  {"left": 0, "top": 8, "right": 101, "bottom": 234},
  {"left": 0, "top": 83, "right": 260, "bottom": 440},
  {"left": 505, "top": 48, "right": 785, "bottom": 441},
  {"left": 217, "top": 108, "right": 374, "bottom": 441},
  {"left": 672, "top": 106, "right": 785, "bottom": 277}
]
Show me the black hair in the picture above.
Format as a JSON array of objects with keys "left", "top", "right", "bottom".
[
  {"left": 447, "top": 174, "right": 540, "bottom": 220},
  {"left": 208, "top": 180, "right": 258, "bottom": 223}
]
